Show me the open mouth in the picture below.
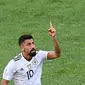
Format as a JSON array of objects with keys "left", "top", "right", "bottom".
[
  {"left": 29, "top": 49, "right": 36, "bottom": 57},
  {"left": 31, "top": 50, "right": 36, "bottom": 53}
]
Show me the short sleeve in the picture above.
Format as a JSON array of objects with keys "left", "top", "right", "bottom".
[
  {"left": 3, "top": 60, "right": 16, "bottom": 80},
  {"left": 39, "top": 50, "right": 48, "bottom": 60}
]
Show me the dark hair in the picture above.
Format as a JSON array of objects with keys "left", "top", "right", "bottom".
[{"left": 18, "top": 34, "right": 33, "bottom": 46}]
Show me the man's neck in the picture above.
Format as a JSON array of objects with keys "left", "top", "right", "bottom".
[{"left": 22, "top": 52, "right": 32, "bottom": 61}]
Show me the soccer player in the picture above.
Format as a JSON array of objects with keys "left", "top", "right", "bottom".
[{"left": 1, "top": 22, "right": 61, "bottom": 85}]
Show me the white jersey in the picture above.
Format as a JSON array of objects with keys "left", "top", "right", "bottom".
[{"left": 3, "top": 50, "right": 48, "bottom": 85}]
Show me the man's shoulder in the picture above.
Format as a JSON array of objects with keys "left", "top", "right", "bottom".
[
  {"left": 36, "top": 50, "right": 48, "bottom": 57},
  {"left": 37, "top": 50, "right": 48, "bottom": 54},
  {"left": 13, "top": 53, "right": 22, "bottom": 61},
  {"left": 37, "top": 50, "right": 44, "bottom": 53}
]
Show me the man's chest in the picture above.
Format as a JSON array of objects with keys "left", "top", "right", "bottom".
[{"left": 15, "top": 57, "right": 42, "bottom": 80}]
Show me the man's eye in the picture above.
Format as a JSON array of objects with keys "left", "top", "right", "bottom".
[
  {"left": 32, "top": 42, "right": 34, "bottom": 44},
  {"left": 27, "top": 43, "right": 31, "bottom": 46}
]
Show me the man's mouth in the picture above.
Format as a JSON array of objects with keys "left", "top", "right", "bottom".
[{"left": 29, "top": 49, "right": 36, "bottom": 57}]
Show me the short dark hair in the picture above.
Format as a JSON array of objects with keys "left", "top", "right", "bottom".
[{"left": 18, "top": 34, "right": 33, "bottom": 46}]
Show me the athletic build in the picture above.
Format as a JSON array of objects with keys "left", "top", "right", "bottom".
[{"left": 1, "top": 22, "right": 61, "bottom": 85}]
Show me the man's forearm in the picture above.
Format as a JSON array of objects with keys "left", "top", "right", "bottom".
[{"left": 52, "top": 38, "right": 61, "bottom": 57}]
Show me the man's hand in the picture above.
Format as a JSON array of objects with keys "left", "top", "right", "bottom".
[{"left": 48, "top": 22, "right": 56, "bottom": 39}]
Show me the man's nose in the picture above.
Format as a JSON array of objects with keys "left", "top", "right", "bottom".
[{"left": 31, "top": 44, "right": 35, "bottom": 49}]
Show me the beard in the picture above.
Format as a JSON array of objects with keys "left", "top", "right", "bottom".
[{"left": 28, "top": 48, "right": 36, "bottom": 57}]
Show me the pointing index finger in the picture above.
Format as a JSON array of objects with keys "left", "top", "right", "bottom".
[{"left": 50, "top": 21, "right": 53, "bottom": 28}]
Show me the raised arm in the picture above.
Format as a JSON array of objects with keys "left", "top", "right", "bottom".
[{"left": 47, "top": 22, "right": 61, "bottom": 59}]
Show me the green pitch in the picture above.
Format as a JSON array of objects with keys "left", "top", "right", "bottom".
[{"left": 0, "top": 0, "right": 85, "bottom": 85}]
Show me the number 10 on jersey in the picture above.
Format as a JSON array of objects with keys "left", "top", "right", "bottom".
[{"left": 26, "top": 70, "right": 34, "bottom": 80}]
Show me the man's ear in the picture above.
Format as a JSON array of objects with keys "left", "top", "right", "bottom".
[{"left": 20, "top": 44, "right": 24, "bottom": 52}]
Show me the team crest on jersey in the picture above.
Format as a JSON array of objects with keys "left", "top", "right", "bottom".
[
  {"left": 32, "top": 58, "right": 38, "bottom": 65},
  {"left": 27, "top": 64, "right": 31, "bottom": 70}
]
